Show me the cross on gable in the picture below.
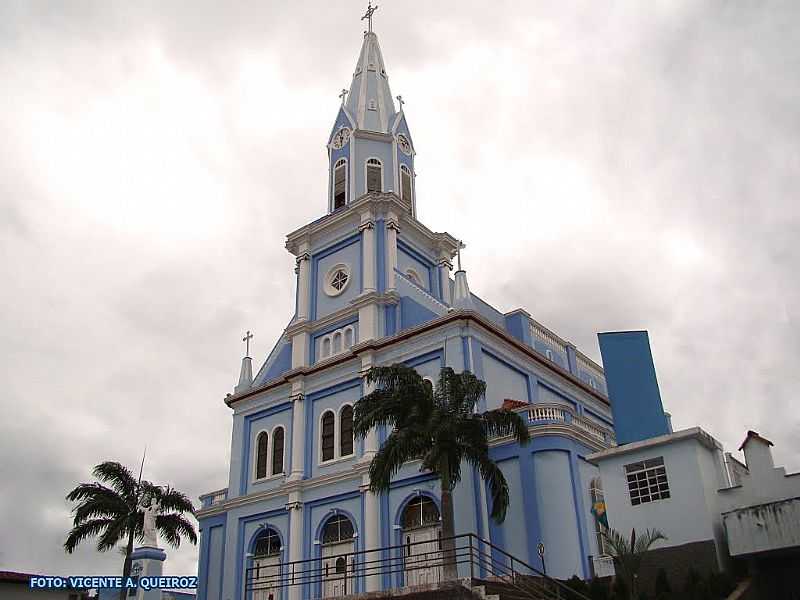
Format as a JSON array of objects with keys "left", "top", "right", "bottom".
[
  {"left": 243, "top": 330, "right": 253, "bottom": 357},
  {"left": 361, "top": 1, "right": 378, "bottom": 33}
]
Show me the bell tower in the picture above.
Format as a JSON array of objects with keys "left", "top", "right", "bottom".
[{"left": 326, "top": 5, "right": 417, "bottom": 216}]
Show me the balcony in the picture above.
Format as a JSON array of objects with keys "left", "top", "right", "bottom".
[
  {"left": 199, "top": 488, "right": 228, "bottom": 509},
  {"left": 516, "top": 403, "right": 616, "bottom": 446}
]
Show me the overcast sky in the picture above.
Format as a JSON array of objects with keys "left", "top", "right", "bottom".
[{"left": 1, "top": 0, "right": 799, "bottom": 579}]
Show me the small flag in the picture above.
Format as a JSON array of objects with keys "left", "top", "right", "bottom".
[{"left": 591, "top": 501, "right": 609, "bottom": 528}]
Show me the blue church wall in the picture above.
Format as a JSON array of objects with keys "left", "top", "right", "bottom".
[
  {"left": 489, "top": 457, "right": 529, "bottom": 562},
  {"left": 306, "top": 379, "right": 363, "bottom": 479},
  {"left": 533, "top": 449, "right": 585, "bottom": 580},
  {"left": 197, "top": 514, "right": 226, "bottom": 600},
  {"left": 239, "top": 402, "right": 294, "bottom": 497},
  {"left": 538, "top": 383, "right": 577, "bottom": 409},
  {"left": 399, "top": 296, "right": 437, "bottom": 331},
  {"left": 256, "top": 339, "right": 293, "bottom": 385},
  {"left": 470, "top": 293, "right": 507, "bottom": 328},
  {"left": 504, "top": 312, "right": 533, "bottom": 346},
  {"left": 311, "top": 236, "right": 362, "bottom": 321},
  {"left": 396, "top": 245, "right": 432, "bottom": 291},
  {"left": 353, "top": 138, "right": 395, "bottom": 197},
  {"left": 481, "top": 350, "right": 530, "bottom": 409},
  {"left": 532, "top": 339, "right": 568, "bottom": 369}
]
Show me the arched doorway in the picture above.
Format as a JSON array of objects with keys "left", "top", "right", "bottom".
[
  {"left": 250, "top": 527, "right": 282, "bottom": 600},
  {"left": 401, "top": 495, "right": 442, "bottom": 586},
  {"left": 320, "top": 514, "right": 356, "bottom": 597}
]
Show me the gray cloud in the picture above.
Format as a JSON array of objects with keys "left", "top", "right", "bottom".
[{"left": 1, "top": 0, "right": 799, "bottom": 579}]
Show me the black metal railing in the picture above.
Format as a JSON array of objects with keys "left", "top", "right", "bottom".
[{"left": 244, "top": 533, "right": 592, "bottom": 600}]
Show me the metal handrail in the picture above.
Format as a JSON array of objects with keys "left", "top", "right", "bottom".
[{"left": 244, "top": 533, "right": 592, "bottom": 600}]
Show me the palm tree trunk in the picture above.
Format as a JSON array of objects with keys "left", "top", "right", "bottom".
[
  {"left": 119, "top": 525, "right": 136, "bottom": 600},
  {"left": 439, "top": 467, "right": 458, "bottom": 581}
]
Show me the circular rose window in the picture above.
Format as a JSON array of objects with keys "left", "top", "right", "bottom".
[{"left": 324, "top": 264, "right": 351, "bottom": 297}]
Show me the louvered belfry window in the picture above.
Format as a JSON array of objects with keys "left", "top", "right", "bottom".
[
  {"left": 256, "top": 431, "right": 269, "bottom": 479},
  {"left": 366, "top": 158, "right": 382, "bottom": 192},
  {"left": 333, "top": 159, "right": 347, "bottom": 209},
  {"left": 321, "top": 411, "right": 335, "bottom": 461},
  {"left": 340, "top": 405, "right": 354, "bottom": 457},
  {"left": 272, "top": 427, "right": 284, "bottom": 475},
  {"left": 400, "top": 165, "right": 412, "bottom": 205}
]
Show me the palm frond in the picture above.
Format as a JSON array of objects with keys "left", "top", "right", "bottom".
[
  {"left": 633, "top": 528, "right": 667, "bottom": 554},
  {"left": 95, "top": 516, "right": 129, "bottom": 553},
  {"left": 481, "top": 409, "right": 530, "bottom": 444},
  {"left": 368, "top": 428, "right": 429, "bottom": 493},
  {"left": 153, "top": 487, "right": 196, "bottom": 516},
  {"left": 64, "top": 518, "right": 116, "bottom": 554},
  {"left": 91, "top": 462, "right": 138, "bottom": 501},
  {"left": 466, "top": 450, "right": 511, "bottom": 522},
  {"left": 156, "top": 513, "right": 198, "bottom": 548}
]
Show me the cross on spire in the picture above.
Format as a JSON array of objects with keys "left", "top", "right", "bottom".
[
  {"left": 457, "top": 241, "right": 466, "bottom": 271},
  {"left": 242, "top": 330, "right": 253, "bottom": 357},
  {"left": 361, "top": 1, "right": 378, "bottom": 33},
  {"left": 396, "top": 95, "right": 404, "bottom": 108},
  {"left": 339, "top": 88, "right": 348, "bottom": 104}
]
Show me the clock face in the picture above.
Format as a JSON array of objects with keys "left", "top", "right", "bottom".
[
  {"left": 397, "top": 134, "right": 411, "bottom": 155},
  {"left": 332, "top": 127, "right": 351, "bottom": 150}
]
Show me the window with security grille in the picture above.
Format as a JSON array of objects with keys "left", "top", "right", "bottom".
[
  {"left": 253, "top": 528, "right": 281, "bottom": 557},
  {"left": 321, "top": 514, "right": 355, "bottom": 544},
  {"left": 625, "top": 457, "right": 670, "bottom": 505}
]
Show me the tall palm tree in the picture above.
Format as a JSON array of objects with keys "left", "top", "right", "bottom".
[
  {"left": 353, "top": 365, "right": 530, "bottom": 580},
  {"left": 601, "top": 527, "right": 667, "bottom": 600},
  {"left": 65, "top": 461, "right": 197, "bottom": 600}
]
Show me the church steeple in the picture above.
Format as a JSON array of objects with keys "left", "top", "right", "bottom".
[
  {"left": 326, "top": 6, "right": 417, "bottom": 216},
  {"left": 345, "top": 31, "right": 396, "bottom": 133}
]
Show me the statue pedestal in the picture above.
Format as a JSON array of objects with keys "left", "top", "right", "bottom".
[{"left": 130, "top": 546, "right": 167, "bottom": 600}]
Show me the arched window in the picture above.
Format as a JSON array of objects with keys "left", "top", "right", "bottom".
[
  {"left": 344, "top": 326, "right": 354, "bottom": 349},
  {"left": 256, "top": 431, "right": 269, "bottom": 479},
  {"left": 272, "top": 427, "right": 285, "bottom": 475},
  {"left": 321, "top": 514, "right": 355, "bottom": 545},
  {"left": 333, "top": 158, "right": 347, "bottom": 209},
  {"left": 401, "top": 496, "right": 440, "bottom": 530},
  {"left": 590, "top": 477, "right": 609, "bottom": 556},
  {"left": 322, "top": 337, "right": 331, "bottom": 359},
  {"left": 253, "top": 527, "right": 282, "bottom": 557},
  {"left": 400, "top": 164, "right": 413, "bottom": 205},
  {"left": 405, "top": 268, "right": 423, "bottom": 288},
  {"left": 321, "top": 411, "right": 335, "bottom": 462},
  {"left": 333, "top": 332, "right": 342, "bottom": 355},
  {"left": 340, "top": 405, "right": 354, "bottom": 457},
  {"left": 366, "top": 158, "right": 382, "bottom": 193}
]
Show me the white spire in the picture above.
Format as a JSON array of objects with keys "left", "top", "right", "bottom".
[
  {"left": 235, "top": 356, "right": 253, "bottom": 394},
  {"left": 452, "top": 270, "right": 474, "bottom": 310},
  {"left": 345, "top": 31, "right": 397, "bottom": 133}
]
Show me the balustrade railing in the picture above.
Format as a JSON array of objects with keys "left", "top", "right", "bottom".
[
  {"left": 245, "top": 533, "right": 591, "bottom": 600},
  {"left": 518, "top": 403, "right": 614, "bottom": 445}
]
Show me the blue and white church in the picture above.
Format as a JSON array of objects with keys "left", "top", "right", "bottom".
[{"left": 197, "top": 20, "right": 624, "bottom": 600}]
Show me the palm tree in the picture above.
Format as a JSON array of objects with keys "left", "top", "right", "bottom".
[
  {"left": 65, "top": 461, "right": 197, "bottom": 600},
  {"left": 601, "top": 527, "right": 667, "bottom": 600},
  {"left": 353, "top": 365, "right": 530, "bottom": 580}
]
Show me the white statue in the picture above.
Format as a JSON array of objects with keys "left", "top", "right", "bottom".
[{"left": 138, "top": 494, "right": 161, "bottom": 548}]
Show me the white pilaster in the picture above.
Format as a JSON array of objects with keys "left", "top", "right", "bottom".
[
  {"left": 437, "top": 257, "right": 453, "bottom": 305},
  {"left": 296, "top": 249, "right": 311, "bottom": 322},
  {"left": 361, "top": 477, "right": 381, "bottom": 592},
  {"left": 286, "top": 492, "right": 304, "bottom": 600},
  {"left": 288, "top": 379, "right": 306, "bottom": 482},
  {"left": 359, "top": 353, "right": 379, "bottom": 460},
  {"left": 360, "top": 214, "right": 376, "bottom": 292},
  {"left": 290, "top": 332, "right": 308, "bottom": 369},
  {"left": 385, "top": 213, "right": 399, "bottom": 292}
]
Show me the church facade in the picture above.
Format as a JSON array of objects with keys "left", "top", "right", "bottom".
[{"left": 196, "top": 23, "right": 616, "bottom": 600}]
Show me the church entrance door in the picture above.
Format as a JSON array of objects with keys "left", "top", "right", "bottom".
[
  {"left": 401, "top": 496, "right": 442, "bottom": 587},
  {"left": 319, "top": 514, "right": 357, "bottom": 598},
  {"left": 251, "top": 527, "right": 282, "bottom": 600}
]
